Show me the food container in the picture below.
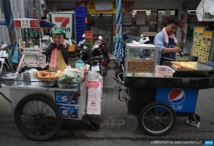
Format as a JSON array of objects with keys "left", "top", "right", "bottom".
[
  {"left": 1, "top": 73, "right": 22, "bottom": 86},
  {"left": 155, "top": 65, "right": 175, "bottom": 78},
  {"left": 57, "top": 81, "right": 78, "bottom": 88},
  {"left": 40, "top": 81, "right": 55, "bottom": 87}
]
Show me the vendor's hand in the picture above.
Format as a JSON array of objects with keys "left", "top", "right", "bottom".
[
  {"left": 173, "top": 47, "right": 182, "bottom": 53},
  {"left": 59, "top": 38, "right": 64, "bottom": 45}
]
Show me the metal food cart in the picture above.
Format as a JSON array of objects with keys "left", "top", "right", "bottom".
[
  {"left": 0, "top": 77, "right": 100, "bottom": 141},
  {"left": 116, "top": 43, "right": 214, "bottom": 136}
]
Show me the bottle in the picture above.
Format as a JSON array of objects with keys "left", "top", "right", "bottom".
[
  {"left": 23, "top": 71, "right": 31, "bottom": 86},
  {"left": 72, "top": 92, "right": 80, "bottom": 104},
  {"left": 72, "top": 108, "right": 78, "bottom": 118}
]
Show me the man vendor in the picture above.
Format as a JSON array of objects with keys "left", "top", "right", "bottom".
[
  {"left": 45, "top": 28, "right": 69, "bottom": 70},
  {"left": 154, "top": 16, "right": 182, "bottom": 65}
]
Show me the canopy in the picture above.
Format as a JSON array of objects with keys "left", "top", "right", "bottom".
[
  {"left": 0, "top": 18, "right": 56, "bottom": 28},
  {"left": 196, "top": 0, "right": 214, "bottom": 21}
]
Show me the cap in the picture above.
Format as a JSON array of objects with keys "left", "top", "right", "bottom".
[{"left": 52, "top": 28, "right": 66, "bottom": 38}]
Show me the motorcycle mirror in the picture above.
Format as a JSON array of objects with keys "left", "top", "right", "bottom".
[
  {"left": 98, "top": 36, "right": 102, "bottom": 40},
  {"left": 83, "top": 46, "right": 88, "bottom": 49}
]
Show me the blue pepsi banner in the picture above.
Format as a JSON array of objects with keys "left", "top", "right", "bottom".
[
  {"left": 54, "top": 91, "right": 79, "bottom": 105},
  {"left": 156, "top": 88, "right": 199, "bottom": 113}
]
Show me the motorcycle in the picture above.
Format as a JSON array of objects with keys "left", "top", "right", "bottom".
[
  {"left": 76, "top": 39, "right": 107, "bottom": 76},
  {"left": 92, "top": 36, "right": 110, "bottom": 68},
  {"left": 0, "top": 43, "right": 16, "bottom": 73}
]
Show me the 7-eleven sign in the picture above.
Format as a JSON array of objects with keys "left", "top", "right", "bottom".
[{"left": 50, "top": 13, "right": 73, "bottom": 38}]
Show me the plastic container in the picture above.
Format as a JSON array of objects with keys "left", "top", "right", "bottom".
[
  {"left": 155, "top": 65, "right": 175, "bottom": 78},
  {"left": 84, "top": 30, "right": 93, "bottom": 41},
  {"left": 1, "top": 73, "right": 22, "bottom": 86},
  {"left": 75, "top": 6, "right": 87, "bottom": 17}
]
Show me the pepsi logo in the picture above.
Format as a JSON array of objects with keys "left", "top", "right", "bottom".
[{"left": 168, "top": 88, "right": 185, "bottom": 104}]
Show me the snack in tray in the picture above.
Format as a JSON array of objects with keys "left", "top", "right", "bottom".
[
  {"left": 171, "top": 61, "right": 198, "bottom": 70},
  {"left": 34, "top": 70, "right": 63, "bottom": 81}
]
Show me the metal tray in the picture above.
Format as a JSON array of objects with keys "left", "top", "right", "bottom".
[{"left": 164, "top": 61, "right": 214, "bottom": 77}]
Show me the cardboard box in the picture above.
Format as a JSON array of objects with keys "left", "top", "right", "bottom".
[{"left": 54, "top": 91, "right": 80, "bottom": 105}]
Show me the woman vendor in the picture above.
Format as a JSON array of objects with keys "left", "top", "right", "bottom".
[{"left": 45, "top": 28, "right": 69, "bottom": 70}]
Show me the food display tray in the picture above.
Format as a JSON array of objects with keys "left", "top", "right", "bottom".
[{"left": 164, "top": 61, "right": 214, "bottom": 77}]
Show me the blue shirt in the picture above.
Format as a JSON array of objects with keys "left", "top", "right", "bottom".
[
  {"left": 154, "top": 31, "right": 165, "bottom": 65},
  {"left": 154, "top": 31, "right": 176, "bottom": 65}
]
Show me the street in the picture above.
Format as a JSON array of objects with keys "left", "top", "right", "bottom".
[{"left": 0, "top": 61, "right": 214, "bottom": 146}]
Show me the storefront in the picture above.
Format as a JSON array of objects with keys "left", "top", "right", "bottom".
[{"left": 73, "top": 0, "right": 201, "bottom": 53}]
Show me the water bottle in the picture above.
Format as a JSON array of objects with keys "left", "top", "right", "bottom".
[{"left": 23, "top": 72, "right": 31, "bottom": 86}]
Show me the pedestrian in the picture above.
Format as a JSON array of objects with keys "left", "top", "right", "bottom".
[
  {"left": 154, "top": 16, "right": 182, "bottom": 65},
  {"left": 45, "top": 28, "right": 69, "bottom": 71}
]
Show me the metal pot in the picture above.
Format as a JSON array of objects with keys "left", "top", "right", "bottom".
[{"left": 1, "top": 73, "right": 21, "bottom": 86}]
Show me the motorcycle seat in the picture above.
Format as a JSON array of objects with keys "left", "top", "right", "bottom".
[{"left": 90, "top": 56, "right": 102, "bottom": 61}]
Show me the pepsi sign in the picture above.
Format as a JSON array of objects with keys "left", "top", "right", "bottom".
[
  {"left": 168, "top": 88, "right": 185, "bottom": 104},
  {"left": 156, "top": 88, "right": 199, "bottom": 113},
  {"left": 54, "top": 91, "right": 74, "bottom": 104}
]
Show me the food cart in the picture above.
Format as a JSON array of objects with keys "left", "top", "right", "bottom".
[
  {"left": 0, "top": 18, "right": 55, "bottom": 69},
  {"left": 0, "top": 69, "right": 101, "bottom": 141},
  {"left": 116, "top": 43, "right": 214, "bottom": 136}
]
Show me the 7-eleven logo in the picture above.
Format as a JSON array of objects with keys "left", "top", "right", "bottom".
[{"left": 54, "top": 17, "right": 70, "bottom": 27}]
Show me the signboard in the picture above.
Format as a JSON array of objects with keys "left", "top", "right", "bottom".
[
  {"left": 14, "top": 19, "right": 39, "bottom": 28},
  {"left": 76, "top": 1, "right": 134, "bottom": 14},
  {"left": 198, "top": 31, "right": 213, "bottom": 63},
  {"left": 191, "top": 27, "right": 205, "bottom": 57},
  {"left": 50, "top": 13, "right": 73, "bottom": 39},
  {"left": 156, "top": 88, "right": 199, "bottom": 113}
]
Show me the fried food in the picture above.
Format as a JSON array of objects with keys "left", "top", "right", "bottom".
[
  {"left": 171, "top": 61, "right": 198, "bottom": 70},
  {"left": 34, "top": 70, "right": 63, "bottom": 81}
]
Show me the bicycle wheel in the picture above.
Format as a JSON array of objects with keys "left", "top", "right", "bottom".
[
  {"left": 14, "top": 94, "right": 62, "bottom": 141},
  {"left": 138, "top": 102, "right": 176, "bottom": 136}
]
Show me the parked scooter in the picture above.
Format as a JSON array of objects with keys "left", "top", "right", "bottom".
[
  {"left": 76, "top": 39, "right": 107, "bottom": 76},
  {"left": 0, "top": 43, "right": 15, "bottom": 73}
]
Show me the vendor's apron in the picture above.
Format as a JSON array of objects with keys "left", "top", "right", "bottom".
[{"left": 160, "top": 38, "right": 176, "bottom": 65}]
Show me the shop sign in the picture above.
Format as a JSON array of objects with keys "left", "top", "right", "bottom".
[
  {"left": 76, "top": 1, "right": 133, "bottom": 14},
  {"left": 14, "top": 19, "right": 39, "bottom": 28},
  {"left": 50, "top": 13, "right": 73, "bottom": 39}
]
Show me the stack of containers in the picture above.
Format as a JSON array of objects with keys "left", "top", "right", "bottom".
[{"left": 75, "top": 6, "right": 87, "bottom": 44}]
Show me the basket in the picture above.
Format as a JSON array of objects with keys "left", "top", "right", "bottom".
[
  {"left": 128, "top": 59, "right": 155, "bottom": 73},
  {"left": 155, "top": 65, "right": 175, "bottom": 78},
  {"left": 34, "top": 71, "right": 59, "bottom": 82}
]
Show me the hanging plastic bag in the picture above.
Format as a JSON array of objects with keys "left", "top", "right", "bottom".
[
  {"left": 86, "top": 71, "right": 103, "bottom": 115},
  {"left": 196, "top": 0, "right": 214, "bottom": 21}
]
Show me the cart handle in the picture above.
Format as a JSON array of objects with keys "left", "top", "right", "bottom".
[{"left": 117, "top": 72, "right": 124, "bottom": 85}]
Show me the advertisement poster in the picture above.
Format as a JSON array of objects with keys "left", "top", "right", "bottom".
[
  {"left": 136, "top": 11, "right": 146, "bottom": 25},
  {"left": 198, "top": 31, "right": 213, "bottom": 63},
  {"left": 49, "top": 13, "right": 73, "bottom": 39},
  {"left": 191, "top": 27, "right": 205, "bottom": 57}
]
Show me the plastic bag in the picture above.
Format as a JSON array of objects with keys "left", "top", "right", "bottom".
[
  {"left": 196, "top": 0, "right": 214, "bottom": 21},
  {"left": 86, "top": 71, "right": 103, "bottom": 115},
  {"left": 57, "top": 68, "right": 84, "bottom": 88}
]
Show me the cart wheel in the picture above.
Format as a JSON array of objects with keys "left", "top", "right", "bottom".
[
  {"left": 138, "top": 102, "right": 176, "bottom": 136},
  {"left": 14, "top": 94, "right": 63, "bottom": 141},
  {"left": 188, "top": 114, "right": 200, "bottom": 124},
  {"left": 90, "top": 120, "right": 100, "bottom": 131}
]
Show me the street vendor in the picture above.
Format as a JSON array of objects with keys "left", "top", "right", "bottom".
[
  {"left": 45, "top": 28, "right": 69, "bottom": 70},
  {"left": 154, "top": 16, "right": 182, "bottom": 65}
]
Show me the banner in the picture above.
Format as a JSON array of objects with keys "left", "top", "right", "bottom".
[{"left": 76, "top": 1, "right": 133, "bottom": 14}]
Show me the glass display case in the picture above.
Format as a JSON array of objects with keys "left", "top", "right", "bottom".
[{"left": 125, "top": 43, "right": 157, "bottom": 77}]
